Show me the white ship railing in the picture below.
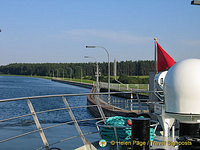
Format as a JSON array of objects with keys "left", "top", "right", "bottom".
[
  {"left": 99, "top": 82, "right": 149, "bottom": 91},
  {"left": 0, "top": 91, "right": 162, "bottom": 150}
]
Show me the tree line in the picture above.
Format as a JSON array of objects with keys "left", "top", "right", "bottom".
[{"left": 0, "top": 60, "right": 154, "bottom": 83}]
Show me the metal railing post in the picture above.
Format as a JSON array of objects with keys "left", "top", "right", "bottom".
[
  {"left": 136, "top": 93, "right": 144, "bottom": 113},
  {"left": 27, "top": 99, "right": 50, "bottom": 150},
  {"left": 131, "top": 92, "right": 133, "bottom": 111},
  {"left": 95, "top": 95, "right": 106, "bottom": 123},
  {"left": 114, "top": 127, "right": 119, "bottom": 150},
  {"left": 126, "top": 99, "right": 128, "bottom": 109},
  {"left": 62, "top": 96, "right": 93, "bottom": 150}
]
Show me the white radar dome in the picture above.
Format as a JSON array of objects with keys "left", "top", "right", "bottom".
[{"left": 164, "top": 59, "right": 200, "bottom": 123}]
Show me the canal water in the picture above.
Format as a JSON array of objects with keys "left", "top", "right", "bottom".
[{"left": 0, "top": 76, "right": 99, "bottom": 150}]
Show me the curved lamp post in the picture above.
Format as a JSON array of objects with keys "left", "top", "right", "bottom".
[
  {"left": 75, "top": 66, "right": 82, "bottom": 83},
  {"left": 66, "top": 67, "right": 73, "bottom": 81},
  {"left": 57, "top": 68, "right": 72, "bottom": 80},
  {"left": 56, "top": 68, "right": 63, "bottom": 79},
  {"left": 84, "top": 56, "right": 100, "bottom": 93},
  {"left": 86, "top": 46, "right": 111, "bottom": 104},
  {"left": 56, "top": 69, "right": 59, "bottom": 78},
  {"left": 62, "top": 69, "right": 65, "bottom": 80},
  {"left": 50, "top": 69, "right": 55, "bottom": 78}
]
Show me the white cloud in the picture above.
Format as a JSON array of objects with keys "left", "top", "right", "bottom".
[
  {"left": 179, "top": 39, "right": 200, "bottom": 47},
  {"left": 61, "top": 29, "right": 152, "bottom": 45}
]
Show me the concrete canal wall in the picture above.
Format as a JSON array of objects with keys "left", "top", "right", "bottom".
[
  {"left": 52, "top": 79, "right": 149, "bottom": 99},
  {"left": 100, "top": 88, "right": 149, "bottom": 99},
  {"left": 51, "top": 78, "right": 93, "bottom": 89}
]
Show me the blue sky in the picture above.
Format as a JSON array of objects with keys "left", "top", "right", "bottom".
[{"left": 0, "top": 0, "right": 199, "bottom": 65}]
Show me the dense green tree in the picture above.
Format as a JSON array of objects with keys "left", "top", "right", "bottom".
[{"left": 0, "top": 60, "right": 154, "bottom": 83}]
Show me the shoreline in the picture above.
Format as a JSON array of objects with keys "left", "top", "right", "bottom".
[
  {"left": 0, "top": 74, "right": 148, "bottom": 91},
  {"left": 52, "top": 78, "right": 93, "bottom": 89}
]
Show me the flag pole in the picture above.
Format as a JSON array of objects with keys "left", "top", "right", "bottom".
[{"left": 154, "top": 38, "right": 158, "bottom": 74}]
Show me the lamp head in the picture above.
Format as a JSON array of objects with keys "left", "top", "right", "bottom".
[
  {"left": 191, "top": 0, "right": 200, "bottom": 5},
  {"left": 86, "top": 46, "right": 96, "bottom": 48}
]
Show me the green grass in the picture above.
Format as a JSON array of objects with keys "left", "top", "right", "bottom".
[
  {"left": 120, "top": 84, "right": 149, "bottom": 90},
  {"left": 129, "top": 75, "right": 149, "bottom": 78},
  {"left": 0, "top": 74, "right": 149, "bottom": 90},
  {"left": 62, "top": 78, "right": 94, "bottom": 84},
  {"left": 0, "top": 74, "right": 53, "bottom": 80},
  {"left": 0, "top": 74, "right": 95, "bottom": 84},
  {"left": 103, "top": 75, "right": 149, "bottom": 80}
]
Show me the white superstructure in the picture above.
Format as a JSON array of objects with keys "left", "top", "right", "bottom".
[
  {"left": 154, "top": 71, "right": 168, "bottom": 91},
  {"left": 164, "top": 58, "right": 200, "bottom": 123}
]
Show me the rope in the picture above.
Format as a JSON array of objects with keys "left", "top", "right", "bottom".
[{"left": 97, "top": 116, "right": 156, "bottom": 142}]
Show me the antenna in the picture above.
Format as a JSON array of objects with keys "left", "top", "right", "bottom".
[{"left": 114, "top": 58, "right": 117, "bottom": 80}]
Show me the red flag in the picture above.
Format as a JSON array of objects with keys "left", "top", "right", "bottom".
[{"left": 156, "top": 42, "right": 175, "bottom": 72}]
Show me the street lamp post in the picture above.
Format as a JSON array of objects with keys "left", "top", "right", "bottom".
[
  {"left": 56, "top": 69, "right": 59, "bottom": 78},
  {"left": 66, "top": 67, "right": 73, "bottom": 81},
  {"left": 75, "top": 66, "right": 82, "bottom": 83},
  {"left": 86, "top": 46, "right": 111, "bottom": 104},
  {"left": 62, "top": 69, "right": 64, "bottom": 80},
  {"left": 84, "top": 56, "right": 100, "bottom": 93},
  {"left": 53, "top": 70, "right": 54, "bottom": 78}
]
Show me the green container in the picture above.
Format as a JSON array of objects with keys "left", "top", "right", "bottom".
[{"left": 98, "top": 116, "right": 156, "bottom": 142}]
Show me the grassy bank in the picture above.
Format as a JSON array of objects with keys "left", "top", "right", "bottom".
[
  {"left": 0, "top": 74, "right": 149, "bottom": 90},
  {"left": 0, "top": 74, "right": 94, "bottom": 84},
  {"left": 0, "top": 74, "right": 53, "bottom": 80}
]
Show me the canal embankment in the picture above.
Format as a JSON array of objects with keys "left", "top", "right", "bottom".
[
  {"left": 52, "top": 78, "right": 149, "bottom": 100},
  {"left": 52, "top": 78, "right": 93, "bottom": 89}
]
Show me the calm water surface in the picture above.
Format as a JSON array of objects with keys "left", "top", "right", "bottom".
[
  {"left": 0, "top": 76, "right": 101, "bottom": 150},
  {"left": 0, "top": 76, "right": 93, "bottom": 126}
]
